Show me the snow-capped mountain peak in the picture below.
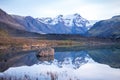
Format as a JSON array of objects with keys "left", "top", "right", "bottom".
[{"left": 38, "top": 13, "right": 89, "bottom": 27}]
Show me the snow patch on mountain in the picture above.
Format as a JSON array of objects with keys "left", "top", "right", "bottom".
[
  {"left": 37, "top": 13, "right": 90, "bottom": 28},
  {"left": 12, "top": 13, "right": 98, "bottom": 34}
]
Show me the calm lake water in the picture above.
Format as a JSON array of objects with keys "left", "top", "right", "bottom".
[{"left": 0, "top": 46, "right": 120, "bottom": 80}]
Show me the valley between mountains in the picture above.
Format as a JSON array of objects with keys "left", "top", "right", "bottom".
[{"left": 0, "top": 9, "right": 120, "bottom": 52}]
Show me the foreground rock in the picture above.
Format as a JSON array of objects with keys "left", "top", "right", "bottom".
[
  {"left": 36, "top": 47, "right": 54, "bottom": 57},
  {"left": 37, "top": 56, "right": 54, "bottom": 61}
]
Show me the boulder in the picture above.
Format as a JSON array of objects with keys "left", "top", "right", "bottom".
[
  {"left": 37, "top": 47, "right": 54, "bottom": 57},
  {"left": 37, "top": 56, "right": 54, "bottom": 61}
]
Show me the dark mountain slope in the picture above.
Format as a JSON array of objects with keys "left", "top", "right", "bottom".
[
  {"left": 12, "top": 15, "right": 71, "bottom": 34},
  {"left": 12, "top": 15, "right": 49, "bottom": 33},
  {"left": 0, "top": 9, "right": 25, "bottom": 30},
  {"left": 0, "top": 22, "right": 42, "bottom": 37},
  {"left": 0, "top": 9, "right": 43, "bottom": 37},
  {"left": 87, "top": 15, "right": 120, "bottom": 38}
]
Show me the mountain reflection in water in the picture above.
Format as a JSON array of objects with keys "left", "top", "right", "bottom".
[{"left": 0, "top": 46, "right": 120, "bottom": 80}]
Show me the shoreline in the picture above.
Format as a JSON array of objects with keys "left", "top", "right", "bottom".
[{"left": 0, "top": 36, "right": 120, "bottom": 54}]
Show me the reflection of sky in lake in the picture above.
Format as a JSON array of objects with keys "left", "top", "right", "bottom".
[{"left": 0, "top": 49, "right": 120, "bottom": 80}]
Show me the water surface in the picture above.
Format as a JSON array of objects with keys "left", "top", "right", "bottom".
[{"left": 0, "top": 46, "right": 120, "bottom": 80}]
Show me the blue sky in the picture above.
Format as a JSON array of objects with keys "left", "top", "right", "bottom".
[{"left": 0, "top": 0, "right": 120, "bottom": 20}]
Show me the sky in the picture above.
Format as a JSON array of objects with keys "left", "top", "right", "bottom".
[{"left": 0, "top": 0, "right": 120, "bottom": 20}]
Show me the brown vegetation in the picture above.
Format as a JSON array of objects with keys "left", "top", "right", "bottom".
[{"left": 0, "top": 36, "right": 119, "bottom": 52}]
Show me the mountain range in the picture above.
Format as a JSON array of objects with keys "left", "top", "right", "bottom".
[
  {"left": 0, "top": 8, "right": 120, "bottom": 39},
  {"left": 12, "top": 13, "right": 95, "bottom": 34}
]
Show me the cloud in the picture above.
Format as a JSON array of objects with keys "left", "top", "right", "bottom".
[{"left": 0, "top": 0, "right": 119, "bottom": 20}]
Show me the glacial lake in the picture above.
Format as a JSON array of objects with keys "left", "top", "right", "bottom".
[{"left": 0, "top": 46, "right": 120, "bottom": 80}]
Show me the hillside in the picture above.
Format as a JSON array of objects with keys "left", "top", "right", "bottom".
[
  {"left": 0, "top": 22, "right": 43, "bottom": 37},
  {"left": 87, "top": 15, "right": 120, "bottom": 39},
  {"left": 0, "top": 9, "right": 25, "bottom": 30}
]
